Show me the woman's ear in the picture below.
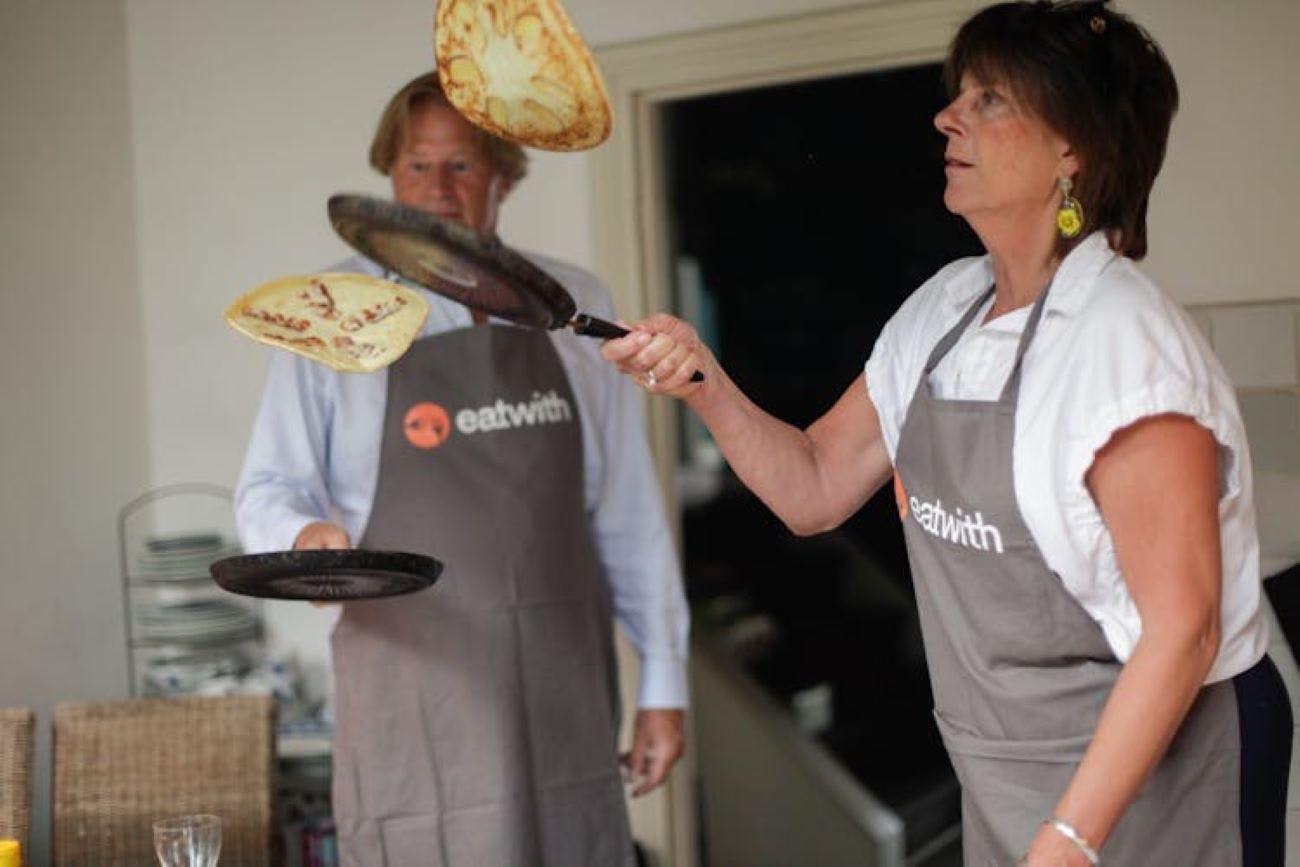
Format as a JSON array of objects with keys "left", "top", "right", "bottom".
[{"left": 1058, "top": 143, "right": 1081, "bottom": 181}]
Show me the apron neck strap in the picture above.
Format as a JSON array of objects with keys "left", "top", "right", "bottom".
[
  {"left": 923, "top": 286, "right": 995, "bottom": 375},
  {"left": 998, "top": 280, "right": 1053, "bottom": 404},
  {"left": 920, "top": 279, "right": 1055, "bottom": 404}
]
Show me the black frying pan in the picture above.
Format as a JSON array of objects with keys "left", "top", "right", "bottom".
[
  {"left": 210, "top": 549, "right": 442, "bottom": 601},
  {"left": 328, "top": 193, "right": 702, "bottom": 380}
]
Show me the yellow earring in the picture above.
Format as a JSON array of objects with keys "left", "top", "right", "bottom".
[{"left": 1056, "top": 177, "right": 1084, "bottom": 238}]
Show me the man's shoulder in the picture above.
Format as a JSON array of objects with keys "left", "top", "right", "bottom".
[{"left": 320, "top": 253, "right": 383, "bottom": 277}]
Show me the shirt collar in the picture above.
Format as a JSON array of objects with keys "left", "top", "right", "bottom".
[{"left": 940, "top": 231, "right": 1118, "bottom": 318}]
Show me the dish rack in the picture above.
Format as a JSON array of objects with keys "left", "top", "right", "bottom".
[{"left": 118, "top": 483, "right": 263, "bottom": 697}]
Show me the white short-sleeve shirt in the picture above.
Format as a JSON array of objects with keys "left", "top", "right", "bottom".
[{"left": 865, "top": 232, "right": 1267, "bottom": 683}]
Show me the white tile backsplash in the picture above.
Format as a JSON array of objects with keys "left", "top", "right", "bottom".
[
  {"left": 1240, "top": 391, "right": 1300, "bottom": 475},
  {"left": 1209, "top": 304, "right": 1299, "bottom": 388},
  {"left": 1257, "top": 471, "right": 1300, "bottom": 578},
  {"left": 1188, "top": 308, "right": 1214, "bottom": 342}
]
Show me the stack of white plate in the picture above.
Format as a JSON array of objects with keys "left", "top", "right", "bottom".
[
  {"left": 134, "top": 598, "right": 259, "bottom": 645},
  {"left": 134, "top": 531, "right": 242, "bottom": 582}
]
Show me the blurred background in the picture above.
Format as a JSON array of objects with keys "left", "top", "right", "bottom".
[{"left": 3, "top": 1, "right": 1298, "bottom": 864}]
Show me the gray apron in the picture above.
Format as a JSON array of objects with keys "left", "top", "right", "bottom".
[
  {"left": 892, "top": 287, "right": 1242, "bottom": 865},
  {"left": 330, "top": 323, "right": 634, "bottom": 867}
]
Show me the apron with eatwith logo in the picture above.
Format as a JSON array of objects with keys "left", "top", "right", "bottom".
[
  {"left": 891, "top": 286, "right": 1242, "bottom": 865},
  {"left": 330, "top": 323, "right": 633, "bottom": 867}
]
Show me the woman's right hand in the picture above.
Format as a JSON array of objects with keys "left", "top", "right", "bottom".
[
  {"left": 600, "top": 313, "right": 714, "bottom": 398},
  {"left": 293, "top": 521, "right": 351, "bottom": 550},
  {"left": 605, "top": 313, "right": 892, "bottom": 535}
]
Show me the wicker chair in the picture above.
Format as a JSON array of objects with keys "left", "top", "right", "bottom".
[
  {"left": 52, "top": 695, "right": 275, "bottom": 866},
  {"left": 0, "top": 708, "right": 35, "bottom": 858}
]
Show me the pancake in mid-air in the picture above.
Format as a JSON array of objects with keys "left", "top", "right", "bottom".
[
  {"left": 436, "top": 0, "right": 612, "bottom": 151},
  {"left": 224, "top": 273, "right": 429, "bottom": 373}
]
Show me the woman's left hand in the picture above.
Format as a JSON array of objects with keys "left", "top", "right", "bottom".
[{"left": 1018, "top": 824, "right": 1097, "bottom": 866}]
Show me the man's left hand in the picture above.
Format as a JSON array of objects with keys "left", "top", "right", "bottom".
[{"left": 620, "top": 708, "right": 686, "bottom": 797}]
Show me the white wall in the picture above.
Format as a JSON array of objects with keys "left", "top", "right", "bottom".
[
  {"left": 0, "top": 2, "right": 149, "bottom": 863},
  {"left": 1128, "top": 0, "right": 1300, "bottom": 304},
  {"left": 125, "top": 0, "right": 429, "bottom": 489},
  {"left": 2, "top": 0, "right": 1297, "bottom": 863},
  {"left": 561, "top": 0, "right": 863, "bottom": 44}
]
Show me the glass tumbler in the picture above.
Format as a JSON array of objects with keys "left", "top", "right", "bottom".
[{"left": 152, "top": 814, "right": 222, "bottom": 867}]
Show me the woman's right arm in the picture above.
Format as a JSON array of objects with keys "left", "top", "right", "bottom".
[{"left": 601, "top": 313, "right": 893, "bottom": 535}]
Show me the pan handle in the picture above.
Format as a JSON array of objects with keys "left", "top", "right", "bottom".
[
  {"left": 571, "top": 313, "right": 629, "bottom": 339},
  {"left": 570, "top": 315, "right": 705, "bottom": 382}
]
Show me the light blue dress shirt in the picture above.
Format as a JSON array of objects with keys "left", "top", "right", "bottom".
[{"left": 235, "top": 252, "right": 689, "bottom": 708}]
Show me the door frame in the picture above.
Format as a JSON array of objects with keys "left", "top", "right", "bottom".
[
  {"left": 590, "top": 3, "right": 979, "bottom": 863},
  {"left": 591, "top": 0, "right": 979, "bottom": 489}
]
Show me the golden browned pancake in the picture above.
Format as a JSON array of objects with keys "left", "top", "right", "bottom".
[
  {"left": 224, "top": 273, "right": 429, "bottom": 373},
  {"left": 435, "top": 0, "right": 612, "bottom": 151}
]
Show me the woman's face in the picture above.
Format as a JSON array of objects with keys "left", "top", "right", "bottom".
[{"left": 934, "top": 72, "right": 1077, "bottom": 232}]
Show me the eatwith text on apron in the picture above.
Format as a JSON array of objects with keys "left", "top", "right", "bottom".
[
  {"left": 330, "top": 323, "right": 634, "bottom": 867},
  {"left": 892, "top": 286, "right": 1242, "bottom": 865}
]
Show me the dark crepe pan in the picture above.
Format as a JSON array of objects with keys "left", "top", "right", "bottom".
[
  {"left": 210, "top": 549, "right": 442, "bottom": 601},
  {"left": 327, "top": 193, "right": 702, "bottom": 380}
]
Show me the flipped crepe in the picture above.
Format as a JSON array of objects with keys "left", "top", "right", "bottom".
[
  {"left": 225, "top": 273, "right": 429, "bottom": 373},
  {"left": 436, "top": 0, "right": 612, "bottom": 151}
]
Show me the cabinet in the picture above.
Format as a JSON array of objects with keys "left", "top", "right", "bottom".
[{"left": 118, "top": 483, "right": 262, "bottom": 697}]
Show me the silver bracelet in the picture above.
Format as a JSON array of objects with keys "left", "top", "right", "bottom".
[{"left": 1044, "top": 817, "right": 1100, "bottom": 865}]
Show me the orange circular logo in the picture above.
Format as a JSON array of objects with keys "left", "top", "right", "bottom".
[
  {"left": 893, "top": 472, "right": 909, "bottom": 521},
  {"left": 403, "top": 402, "right": 452, "bottom": 449}
]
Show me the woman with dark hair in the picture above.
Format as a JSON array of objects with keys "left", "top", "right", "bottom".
[{"left": 602, "top": 2, "right": 1290, "bottom": 864}]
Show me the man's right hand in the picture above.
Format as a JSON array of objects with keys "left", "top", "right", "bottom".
[
  {"left": 293, "top": 521, "right": 352, "bottom": 550},
  {"left": 294, "top": 522, "right": 351, "bottom": 607}
]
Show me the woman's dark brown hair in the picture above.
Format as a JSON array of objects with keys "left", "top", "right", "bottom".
[
  {"left": 944, "top": 1, "right": 1178, "bottom": 259},
  {"left": 369, "top": 71, "right": 529, "bottom": 187}
]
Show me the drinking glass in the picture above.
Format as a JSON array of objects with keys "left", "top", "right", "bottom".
[{"left": 152, "top": 814, "right": 222, "bottom": 867}]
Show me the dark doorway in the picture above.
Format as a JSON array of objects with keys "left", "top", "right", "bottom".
[{"left": 664, "top": 63, "right": 983, "bottom": 862}]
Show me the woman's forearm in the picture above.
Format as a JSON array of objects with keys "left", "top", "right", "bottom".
[
  {"left": 600, "top": 318, "right": 893, "bottom": 533},
  {"left": 687, "top": 368, "right": 892, "bottom": 534},
  {"left": 1045, "top": 618, "right": 1219, "bottom": 853}
]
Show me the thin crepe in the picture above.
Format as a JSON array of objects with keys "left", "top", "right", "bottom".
[
  {"left": 224, "top": 272, "right": 429, "bottom": 373},
  {"left": 436, "top": 0, "right": 612, "bottom": 151}
]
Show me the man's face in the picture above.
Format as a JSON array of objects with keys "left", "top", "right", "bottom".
[{"left": 389, "top": 101, "right": 506, "bottom": 234}]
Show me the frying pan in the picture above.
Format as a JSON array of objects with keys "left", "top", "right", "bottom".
[
  {"left": 210, "top": 549, "right": 442, "bottom": 601},
  {"left": 328, "top": 193, "right": 703, "bottom": 380}
]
